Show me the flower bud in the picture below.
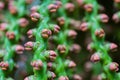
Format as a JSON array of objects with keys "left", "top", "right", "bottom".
[
  {"left": 48, "top": 4, "right": 58, "bottom": 13},
  {"left": 114, "top": 0, "right": 120, "bottom": 3},
  {"left": 80, "top": 22, "right": 89, "bottom": 31},
  {"left": 31, "top": 60, "right": 43, "bottom": 70},
  {"left": 76, "top": 0, "right": 84, "bottom": 6},
  {"left": 18, "top": 18, "right": 29, "bottom": 28},
  {"left": 30, "top": 12, "right": 40, "bottom": 22},
  {"left": 45, "top": 50, "right": 57, "bottom": 61},
  {"left": 73, "top": 74, "right": 82, "bottom": 80},
  {"left": 41, "top": 29, "right": 52, "bottom": 38},
  {"left": 97, "top": 14, "right": 109, "bottom": 23},
  {"left": 53, "top": 25, "right": 60, "bottom": 33},
  {"left": 95, "top": 29, "right": 105, "bottom": 38},
  {"left": 57, "top": 17, "right": 65, "bottom": 25},
  {"left": 90, "top": 53, "right": 100, "bottom": 62},
  {"left": 58, "top": 76, "right": 69, "bottom": 80},
  {"left": 24, "top": 41, "right": 34, "bottom": 51},
  {"left": 0, "top": 23, "right": 7, "bottom": 31},
  {"left": 109, "top": 43, "right": 118, "bottom": 52},
  {"left": 68, "top": 30, "right": 77, "bottom": 39},
  {"left": 109, "top": 62, "right": 119, "bottom": 71},
  {"left": 112, "top": 13, "right": 120, "bottom": 23},
  {"left": 0, "top": 61, "right": 9, "bottom": 70},
  {"left": 54, "top": 1, "right": 62, "bottom": 8},
  {"left": 0, "top": 2, "right": 4, "bottom": 10},
  {"left": 70, "top": 44, "right": 81, "bottom": 53},
  {"left": 6, "top": 31, "right": 15, "bottom": 40},
  {"left": 68, "top": 61, "right": 76, "bottom": 68},
  {"left": 27, "top": 29, "right": 34, "bottom": 38},
  {"left": 15, "top": 45, "right": 24, "bottom": 54},
  {"left": 8, "top": 3, "right": 17, "bottom": 14},
  {"left": 57, "top": 45, "right": 66, "bottom": 54},
  {"left": 84, "top": 4, "right": 93, "bottom": 12},
  {"left": 30, "top": 6, "right": 39, "bottom": 13},
  {"left": 65, "top": 3, "right": 75, "bottom": 12},
  {"left": 47, "top": 71, "right": 56, "bottom": 79}
]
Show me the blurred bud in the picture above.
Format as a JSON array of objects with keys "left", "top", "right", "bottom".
[
  {"left": 54, "top": 1, "right": 62, "bottom": 8},
  {"left": 68, "top": 30, "right": 77, "bottom": 39},
  {"left": 18, "top": 18, "right": 29, "bottom": 28},
  {"left": 114, "top": 0, "right": 120, "bottom": 3},
  {"left": 76, "top": 0, "right": 84, "bottom": 6},
  {"left": 31, "top": 60, "right": 43, "bottom": 70},
  {"left": 84, "top": 4, "right": 93, "bottom": 12},
  {"left": 24, "top": 75, "right": 36, "bottom": 80},
  {"left": 57, "top": 45, "right": 66, "bottom": 54},
  {"left": 80, "top": 22, "right": 89, "bottom": 31},
  {"left": 0, "top": 23, "right": 7, "bottom": 31},
  {"left": 70, "top": 44, "right": 81, "bottom": 53},
  {"left": 68, "top": 61, "right": 76, "bottom": 68},
  {"left": 90, "top": 53, "right": 100, "bottom": 62},
  {"left": 0, "top": 61, "right": 9, "bottom": 70},
  {"left": 41, "top": 29, "right": 52, "bottom": 38},
  {"left": 6, "top": 31, "right": 15, "bottom": 40},
  {"left": 24, "top": 41, "right": 34, "bottom": 51},
  {"left": 30, "top": 6, "right": 39, "bottom": 13},
  {"left": 15, "top": 45, "right": 24, "bottom": 54},
  {"left": 73, "top": 74, "right": 82, "bottom": 80},
  {"left": 8, "top": 3, "right": 17, "bottom": 14},
  {"left": 95, "top": 29, "right": 105, "bottom": 38},
  {"left": 65, "top": 3, "right": 75, "bottom": 12},
  {"left": 112, "top": 13, "right": 120, "bottom": 23},
  {"left": 109, "top": 62, "right": 119, "bottom": 71},
  {"left": 84, "top": 62, "right": 93, "bottom": 72},
  {"left": 109, "top": 43, "right": 118, "bottom": 52},
  {"left": 30, "top": 12, "right": 40, "bottom": 22},
  {"left": 57, "top": 17, "right": 65, "bottom": 25},
  {"left": 53, "top": 25, "right": 60, "bottom": 33},
  {"left": 48, "top": 4, "right": 58, "bottom": 13},
  {"left": 27, "top": 29, "right": 34, "bottom": 38},
  {"left": 58, "top": 76, "right": 69, "bottom": 80},
  {"left": 47, "top": 71, "right": 56, "bottom": 79},
  {"left": 0, "top": 2, "right": 4, "bottom": 10},
  {"left": 97, "top": 14, "right": 109, "bottom": 23},
  {"left": 87, "top": 43, "right": 95, "bottom": 52},
  {"left": 45, "top": 50, "right": 57, "bottom": 61}
]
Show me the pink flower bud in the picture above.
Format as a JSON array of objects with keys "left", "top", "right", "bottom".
[
  {"left": 31, "top": 60, "right": 43, "bottom": 70},
  {"left": 18, "top": 18, "right": 29, "bottom": 28},
  {"left": 70, "top": 44, "right": 81, "bottom": 53},
  {"left": 54, "top": 1, "right": 62, "bottom": 8},
  {"left": 68, "top": 61, "right": 76, "bottom": 68},
  {"left": 8, "top": 3, "right": 17, "bottom": 14},
  {"left": 48, "top": 4, "right": 58, "bottom": 13},
  {"left": 0, "top": 61, "right": 9, "bottom": 70},
  {"left": 109, "top": 62, "right": 119, "bottom": 71},
  {"left": 30, "top": 6, "right": 39, "bottom": 13},
  {"left": 76, "top": 0, "right": 84, "bottom": 6},
  {"left": 49, "top": 50, "right": 57, "bottom": 61},
  {"left": 65, "top": 3, "right": 75, "bottom": 12},
  {"left": 27, "top": 29, "right": 34, "bottom": 38},
  {"left": 80, "top": 22, "right": 89, "bottom": 31},
  {"left": 73, "top": 74, "right": 82, "bottom": 80},
  {"left": 112, "top": 13, "right": 120, "bottom": 23},
  {"left": 90, "top": 53, "right": 100, "bottom": 62},
  {"left": 48, "top": 71, "right": 56, "bottom": 79},
  {"left": 6, "top": 31, "right": 15, "bottom": 40},
  {"left": 95, "top": 29, "right": 105, "bottom": 38},
  {"left": 0, "top": 23, "right": 7, "bottom": 31},
  {"left": 30, "top": 12, "right": 40, "bottom": 22},
  {"left": 41, "top": 29, "right": 52, "bottom": 38},
  {"left": 24, "top": 41, "right": 34, "bottom": 51},
  {"left": 84, "top": 4, "right": 93, "bottom": 12},
  {"left": 0, "top": 2, "right": 4, "bottom": 10},
  {"left": 68, "top": 30, "right": 77, "bottom": 39},
  {"left": 109, "top": 43, "right": 118, "bottom": 52},
  {"left": 53, "top": 25, "right": 60, "bottom": 33},
  {"left": 114, "top": 0, "right": 120, "bottom": 3},
  {"left": 57, "top": 17, "right": 65, "bottom": 25},
  {"left": 58, "top": 76, "right": 69, "bottom": 80},
  {"left": 57, "top": 45, "right": 66, "bottom": 54},
  {"left": 15, "top": 45, "right": 24, "bottom": 54},
  {"left": 98, "top": 14, "right": 109, "bottom": 23}
]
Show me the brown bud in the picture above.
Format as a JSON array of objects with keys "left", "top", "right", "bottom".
[
  {"left": 57, "top": 17, "right": 65, "bottom": 25},
  {"left": 95, "top": 29, "right": 105, "bottom": 38},
  {"left": 109, "top": 43, "right": 118, "bottom": 52},
  {"left": 30, "top": 12, "right": 40, "bottom": 21},
  {"left": 0, "top": 23, "right": 7, "bottom": 31},
  {"left": 31, "top": 60, "right": 43, "bottom": 70},
  {"left": 24, "top": 41, "right": 34, "bottom": 51},
  {"left": 73, "top": 74, "right": 82, "bottom": 80},
  {"left": 41, "top": 29, "right": 52, "bottom": 38},
  {"left": 109, "top": 62, "right": 119, "bottom": 71},
  {"left": 68, "top": 61, "right": 76, "bottom": 68},
  {"left": 15, "top": 45, "right": 24, "bottom": 54},
  {"left": 27, "top": 29, "right": 34, "bottom": 38},
  {"left": 98, "top": 14, "right": 109, "bottom": 23},
  {"left": 58, "top": 76, "right": 69, "bottom": 80},
  {"left": 68, "top": 30, "right": 77, "bottom": 39},
  {"left": 84, "top": 4, "right": 93, "bottom": 12},
  {"left": 48, "top": 4, "right": 58, "bottom": 13},
  {"left": 65, "top": 3, "right": 75, "bottom": 12},
  {"left": 80, "top": 22, "right": 89, "bottom": 31},
  {"left": 0, "top": 2, "right": 4, "bottom": 10},
  {"left": 18, "top": 18, "right": 29, "bottom": 28},
  {"left": 6, "top": 31, "right": 15, "bottom": 40},
  {"left": 57, "top": 45, "right": 66, "bottom": 54},
  {"left": 112, "top": 13, "right": 120, "bottom": 23},
  {"left": 90, "top": 53, "right": 100, "bottom": 62},
  {"left": 70, "top": 44, "right": 81, "bottom": 53},
  {"left": 53, "top": 25, "right": 60, "bottom": 33},
  {"left": 49, "top": 50, "right": 57, "bottom": 61},
  {"left": 0, "top": 61, "right": 9, "bottom": 70}
]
